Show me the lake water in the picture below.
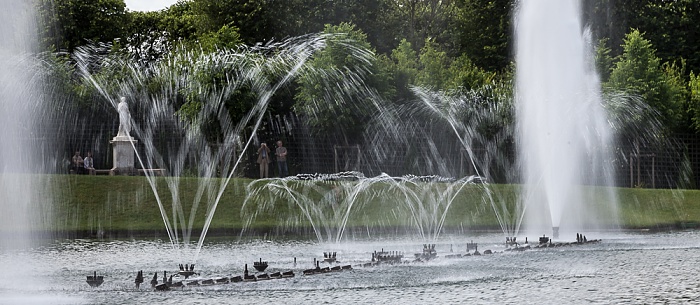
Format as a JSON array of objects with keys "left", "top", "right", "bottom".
[{"left": 0, "top": 231, "right": 698, "bottom": 304}]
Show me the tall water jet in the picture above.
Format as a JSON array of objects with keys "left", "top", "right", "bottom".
[
  {"left": 0, "top": 0, "right": 39, "bottom": 251},
  {"left": 515, "top": 0, "right": 618, "bottom": 235},
  {"left": 0, "top": 0, "right": 54, "bottom": 296}
]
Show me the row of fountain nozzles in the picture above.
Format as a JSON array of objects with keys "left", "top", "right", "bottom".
[
  {"left": 179, "top": 264, "right": 195, "bottom": 271},
  {"left": 133, "top": 270, "right": 172, "bottom": 289},
  {"left": 576, "top": 233, "right": 588, "bottom": 243}
]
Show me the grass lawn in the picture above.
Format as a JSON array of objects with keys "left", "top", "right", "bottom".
[{"left": 25, "top": 174, "right": 700, "bottom": 238}]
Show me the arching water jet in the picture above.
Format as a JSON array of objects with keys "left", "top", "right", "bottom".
[{"left": 76, "top": 33, "right": 380, "bottom": 261}]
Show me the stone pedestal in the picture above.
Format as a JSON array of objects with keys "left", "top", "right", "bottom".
[{"left": 111, "top": 136, "right": 137, "bottom": 175}]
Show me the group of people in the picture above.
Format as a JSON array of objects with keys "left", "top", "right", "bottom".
[
  {"left": 72, "top": 151, "right": 96, "bottom": 175},
  {"left": 257, "top": 140, "right": 289, "bottom": 178}
]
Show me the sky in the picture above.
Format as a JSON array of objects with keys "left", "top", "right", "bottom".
[{"left": 124, "top": 0, "right": 180, "bottom": 12}]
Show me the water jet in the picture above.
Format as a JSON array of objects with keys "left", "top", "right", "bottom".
[{"left": 516, "top": 0, "right": 619, "bottom": 236}]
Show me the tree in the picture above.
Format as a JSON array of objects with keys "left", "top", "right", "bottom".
[
  {"left": 198, "top": 24, "right": 242, "bottom": 51},
  {"left": 390, "top": 39, "right": 420, "bottom": 102},
  {"left": 606, "top": 30, "right": 685, "bottom": 131},
  {"left": 454, "top": 0, "right": 513, "bottom": 72},
  {"left": 634, "top": 0, "right": 700, "bottom": 78},
  {"left": 126, "top": 11, "right": 171, "bottom": 61},
  {"left": 159, "top": 0, "right": 199, "bottom": 42},
  {"left": 191, "top": 0, "right": 272, "bottom": 45},
  {"left": 124, "top": 1, "right": 243, "bottom": 61},
  {"left": 583, "top": 0, "right": 700, "bottom": 74},
  {"left": 582, "top": 0, "right": 640, "bottom": 57},
  {"left": 389, "top": 37, "right": 494, "bottom": 97},
  {"left": 417, "top": 39, "right": 451, "bottom": 89},
  {"left": 294, "top": 23, "right": 392, "bottom": 141},
  {"left": 594, "top": 38, "right": 614, "bottom": 82},
  {"left": 263, "top": 0, "right": 398, "bottom": 54},
  {"left": 447, "top": 54, "right": 496, "bottom": 91},
  {"left": 383, "top": 0, "right": 458, "bottom": 53},
  {"left": 690, "top": 72, "right": 700, "bottom": 132},
  {"left": 37, "top": 0, "right": 128, "bottom": 52}
]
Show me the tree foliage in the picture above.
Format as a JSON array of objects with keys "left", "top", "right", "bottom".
[
  {"left": 606, "top": 30, "right": 685, "bottom": 131},
  {"left": 295, "top": 23, "right": 392, "bottom": 140},
  {"left": 191, "top": 0, "right": 271, "bottom": 45},
  {"left": 417, "top": 39, "right": 451, "bottom": 89},
  {"left": 594, "top": 38, "right": 614, "bottom": 82},
  {"left": 390, "top": 39, "right": 419, "bottom": 102},
  {"left": 633, "top": 0, "right": 700, "bottom": 77},
  {"left": 389, "top": 37, "right": 494, "bottom": 97},
  {"left": 36, "top": 0, "right": 700, "bottom": 140},
  {"left": 690, "top": 72, "right": 700, "bottom": 132},
  {"left": 383, "top": 0, "right": 458, "bottom": 53},
  {"left": 454, "top": 0, "right": 513, "bottom": 72},
  {"left": 448, "top": 54, "right": 496, "bottom": 91},
  {"left": 37, "top": 0, "right": 129, "bottom": 52},
  {"left": 584, "top": 0, "right": 700, "bottom": 74}
]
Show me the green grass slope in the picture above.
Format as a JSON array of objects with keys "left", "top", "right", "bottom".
[{"left": 32, "top": 175, "right": 700, "bottom": 237}]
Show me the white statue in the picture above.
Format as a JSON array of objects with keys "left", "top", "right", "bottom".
[{"left": 116, "top": 96, "right": 131, "bottom": 137}]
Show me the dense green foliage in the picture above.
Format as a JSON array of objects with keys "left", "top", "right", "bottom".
[
  {"left": 294, "top": 23, "right": 391, "bottom": 138},
  {"left": 38, "top": 0, "right": 128, "bottom": 52},
  {"left": 606, "top": 30, "right": 687, "bottom": 131},
  {"left": 36, "top": 0, "right": 700, "bottom": 139},
  {"left": 33, "top": 0, "right": 700, "bottom": 159}
]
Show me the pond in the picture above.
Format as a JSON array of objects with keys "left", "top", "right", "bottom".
[{"left": 1, "top": 231, "right": 698, "bottom": 304}]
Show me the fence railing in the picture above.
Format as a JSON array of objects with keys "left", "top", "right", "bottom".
[{"left": 46, "top": 116, "right": 700, "bottom": 189}]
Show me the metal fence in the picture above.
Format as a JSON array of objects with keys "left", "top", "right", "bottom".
[{"left": 46, "top": 112, "right": 700, "bottom": 189}]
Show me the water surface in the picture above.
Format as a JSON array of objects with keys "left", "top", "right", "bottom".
[{"left": 0, "top": 231, "right": 697, "bottom": 304}]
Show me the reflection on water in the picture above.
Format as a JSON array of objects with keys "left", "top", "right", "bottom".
[{"left": 1, "top": 231, "right": 699, "bottom": 304}]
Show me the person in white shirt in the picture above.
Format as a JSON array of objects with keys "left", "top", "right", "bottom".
[
  {"left": 275, "top": 140, "right": 288, "bottom": 177},
  {"left": 84, "top": 151, "right": 95, "bottom": 175}
]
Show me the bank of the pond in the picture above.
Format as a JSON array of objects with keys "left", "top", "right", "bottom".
[{"left": 43, "top": 174, "right": 700, "bottom": 238}]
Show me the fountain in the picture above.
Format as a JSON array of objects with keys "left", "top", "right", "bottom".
[
  {"left": 515, "top": 0, "right": 619, "bottom": 236},
  {"left": 241, "top": 171, "right": 496, "bottom": 243},
  {"left": 4, "top": 0, "right": 699, "bottom": 303},
  {"left": 0, "top": 0, "right": 57, "bottom": 297},
  {"left": 241, "top": 171, "right": 381, "bottom": 243},
  {"left": 241, "top": 172, "right": 481, "bottom": 243},
  {"left": 344, "top": 0, "right": 624, "bottom": 240},
  {"left": 386, "top": 84, "right": 520, "bottom": 238},
  {"left": 74, "top": 33, "right": 381, "bottom": 262}
]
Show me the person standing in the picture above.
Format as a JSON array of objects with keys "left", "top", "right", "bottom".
[
  {"left": 275, "top": 140, "right": 288, "bottom": 177},
  {"left": 72, "top": 151, "right": 84, "bottom": 174},
  {"left": 257, "top": 143, "right": 271, "bottom": 178},
  {"left": 84, "top": 151, "right": 95, "bottom": 175}
]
